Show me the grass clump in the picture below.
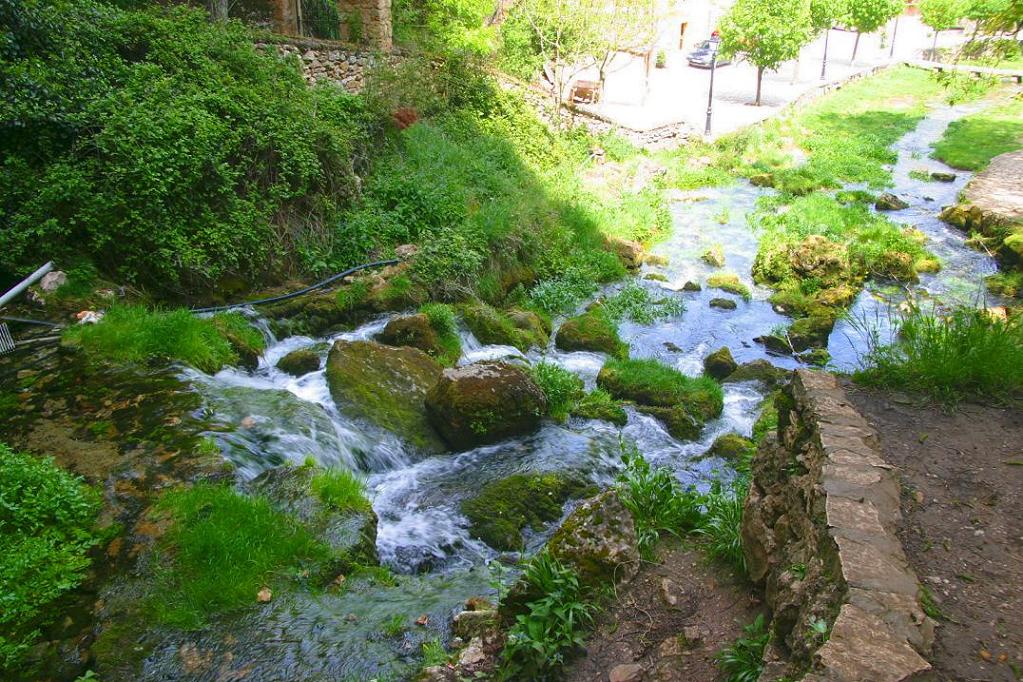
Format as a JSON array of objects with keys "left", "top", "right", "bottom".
[
  {"left": 419, "top": 303, "right": 462, "bottom": 365},
  {"left": 310, "top": 468, "right": 372, "bottom": 514},
  {"left": 932, "top": 95, "right": 1023, "bottom": 170},
  {"left": 501, "top": 551, "right": 593, "bottom": 679},
  {"left": 150, "top": 483, "right": 330, "bottom": 630},
  {"left": 0, "top": 445, "right": 102, "bottom": 671},
  {"left": 716, "top": 614, "right": 769, "bottom": 682},
  {"left": 602, "top": 283, "right": 685, "bottom": 324},
  {"left": 64, "top": 305, "right": 264, "bottom": 374},
  {"left": 461, "top": 473, "right": 593, "bottom": 551},
  {"left": 530, "top": 362, "right": 585, "bottom": 422},
  {"left": 597, "top": 358, "right": 724, "bottom": 421},
  {"left": 986, "top": 271, "right": 1023, "bottom": 298},
  {"left": 854, "top": 305, "right": 1023, "bottom": 404},
  {"left": 706, "top": 272, "right": 751, "bottom": 301},
  {"left": 570, "top": 388, "right": 628, "bottom": 426}
]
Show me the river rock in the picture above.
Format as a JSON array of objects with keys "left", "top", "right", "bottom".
[
  {"left": 704, "top": 432, "right": 754, "bottom": 462},
  {"left": 460, "top": 304, "right": 548, "bottom": 352},
  {"left": 609, "top": 237, "right": 644, "bottom": 269},
  {"left": 556, "top": 307, "right": 628, "bottom": 358},
  {"left": 875, "top": 192, "right": 909, "bottom": 211},
  {"left": 682, "top": 281, "right": 702, "bottom": 292},
  {"left": 377, "top": 313, "right": 443, "bottom": 356},
  {"left": 548, "top": 490, "right": 639, "bottom": 589},
  {"left": 276, "top": 349, "right": 321, "bottom": 376},
  {"left": 703, "top": 346, "right": 737, "bottom": 380},
  {"left": 425, "top": 361, "right": 546, "bottom": 450},
  {"left": 701, "top": 244, "right": 725, "bottom": 267},
  {"left": 249, "top": 464, "right": 377, "bottom": 564},
  {"left": 724, "top": 359, "right": 789, "bottom": 387},
  {"left": 930, "top": 171, "right": 955, "bottom": 182},
  {"left": 326, "top": 340, "right": 445, "bottom": 452},
  {"left": 709, "top": 297, "right": 736, "bottom": 309}
]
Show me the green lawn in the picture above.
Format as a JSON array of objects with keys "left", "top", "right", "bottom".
[{"left": 932, "top": 95, "right": 1023, "bottom": 170}]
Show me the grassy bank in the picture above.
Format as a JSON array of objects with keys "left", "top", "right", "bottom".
[{"left": 932, "top": 92, "right": 1023, "bottom": 170}]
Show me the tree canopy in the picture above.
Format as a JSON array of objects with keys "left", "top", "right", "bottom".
[
  {"left": 919, "top": 0, "right": 966, "bottom": 33},
  {"left": 844, "top": 0, "right": 903, "bottom": 33}
]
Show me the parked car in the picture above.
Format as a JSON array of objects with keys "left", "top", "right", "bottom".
[{"left": 688, "top": 40, "right": 731, "bottom": 68}]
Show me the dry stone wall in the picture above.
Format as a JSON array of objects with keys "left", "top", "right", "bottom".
[
  {"left": 742, "top": 370, "right": 934, "bottom": 682},
  {"left": 259, "top": 41, "right": 377, "bottom": 90}
]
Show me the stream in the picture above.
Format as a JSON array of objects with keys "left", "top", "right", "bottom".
[{"left": 147, "top": 103, "right": 1002, "bottom": 680}]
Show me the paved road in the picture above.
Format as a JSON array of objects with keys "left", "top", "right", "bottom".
[{"left": 577, "top": 17, "right": 967, "bottom": 138}]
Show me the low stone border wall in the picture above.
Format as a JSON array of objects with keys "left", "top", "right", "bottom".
[
  {"left": 257, "top": 41, "right": 378, "bottom": 91},
  {"left": 742, "top": 370, "right": 933, "bottom": 682}
]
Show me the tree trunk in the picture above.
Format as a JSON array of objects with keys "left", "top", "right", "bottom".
[
  {"left": 932, "top": 31, "right": 939, "bottom": 59},
  {"left": 791, "top": 54, "right": 800, "bottom": 84},
  {"left": 755, "top": 66, "right": 763, "bottom": 106},
  {"left": 851, "top": 31, "right": 861, "bottom": 65},
  {"left": 208, "top": 0, "right": 228, "bottom": 21}
]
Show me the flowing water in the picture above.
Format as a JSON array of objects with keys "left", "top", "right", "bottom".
[{"left": 144, "top": 104, "right": 1004, "bottom": 680}]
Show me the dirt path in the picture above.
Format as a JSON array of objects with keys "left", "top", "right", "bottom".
[
  {"left": 843, "top": 382, "right": 1023, "bottom": 682},
  {"left": 564, "top": 539, "right": 760, "bottom": 682}
]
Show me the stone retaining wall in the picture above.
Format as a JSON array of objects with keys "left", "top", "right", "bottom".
[
  {"left": 258, "top": 41, "right": 377, "bottom": 90},
  {"left": 742, "top": 370, "right": 933, "bottom": 682}
]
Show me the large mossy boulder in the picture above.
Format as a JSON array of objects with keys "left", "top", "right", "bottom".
[
  {"left": 425, "top": 361, "right": 547, "bottom": 450},
  {"left": 597, "top": 358, "right": 723, "bottom": 439},
  {"left": 724, "top": 359, "right": 789, "bottom": 387},
  {"left": 461, "top": 303, "right": 549, "bottom": 352},
  {"left": 703, "top": 346, "right": 738, "bottom": 380},
  {"left": 377, "top": 314, "right": 443, "bottom": 356},
  {"left": 788, "top": 315, "right": 836, "bottom": 351},
  {"left": 704, "top": 432, "right": 755, "bottom": 463},
  {"left": 249, "top": 464, "right": 377, "bottom": 565},
  {"left": 461, "top": 473, "right": 596, "bottom": 551},
  {"left": 706, "top": 272, "right": 751, "bottom": 300},
  {"left": 788, "top": 235, "right": 848, "bottom": 283},
  {"left": 548, "top": 490, "right": 639, "bottom": 589},
  {"left": 555, "top": 307, "right": 628, "bottom": 358},
  {"left": 326, "top": 340, "right": 445, "bottom": 452},
  {"left": 276, "top": 349, "right": 321, "bottom": 376}
]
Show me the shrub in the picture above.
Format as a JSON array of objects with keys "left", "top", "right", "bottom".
[
  {"left": 420, "top": 302, "right": 462, "bottom": 365},
  {"left": 854, "top": 305, "right": 1023, "bottom": 403},
  {"left": 63, "top": 305, "right": 264, "bottom": 374},
  {"left": 0, "top": 444, "right": 101, "bottom": 670},
  {"left": 716, "top": 614, "right": 769, "bottom": 682},
  {"left": 501, "top": 551, "right": 593, "bottom": 679},
  {"left": 530, "top": 362, "right": 585, "bottom": 422},
  {"left": 310, "top": 468, "right": 372, "bottom": 514},
  {"left": 696, "top": 481, "right": 748, "bottom": 573},
  {"left": 150, "top": 484, "right": 330, "bottom": 629}
]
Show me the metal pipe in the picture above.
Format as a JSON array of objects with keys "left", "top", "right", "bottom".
[
  {"left": 0, "top": 261, "right": 53, "bottom": 307},
  {"left": 705, "top": 51, "right": 718, "bottom": 136}
]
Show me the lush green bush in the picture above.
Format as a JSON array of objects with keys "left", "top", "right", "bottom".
[
  {"left": 530, "top": 362, "right": 585, "bottom": 422},
  {"left": 854, "top": 305, "right": 1023, "bottom": 403},
  {"left": 63, "top": 305, "right": 264, "bottom": 373},
  {"left": 1, "top": 0, "right": 375, "bottom": 293},
  {"left": 501, "top": 551, "right": 593, "bottom": 679},
  {"left": 150, "top": 483, "right": 330, "bottom": 629},
  {"left": 0, "top": 444, "right": 101, "bottom": 670},
  {"left": 310, "top": 468, "right": 372, "bottom": 513}
]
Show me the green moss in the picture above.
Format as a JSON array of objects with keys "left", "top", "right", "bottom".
[
  {"left": 571, "top": 389, "right": 628, "bottom": 426},
  {"left": 276, "top": 349, "right": 321, "bottom": 376},
  {"left": 706, "top": 272, "right": 751, "bottom": 301},
  {"left": 63, "top": 305, "right": 263, "bottom": 374},
  {"left": 0, "top": 445, "right": 102, "bottom": 671},
  {"left": 706, "top": 433, "right": 754, "bottom": 462},
  {"left": 932, "top": 95, "right": 1023, "bottom": 171},
  {"left": 419, "top": 303, "right": 463, "bottom": 366},
  {"left": 598, "top": 358, "right": 724, "bottom": 420},
  {"left": 986, "top": 270, "right": 1023, "bottom": 298},
  {"left": 325, "top": 340, "right": 445, "bottom": 452},
  {"left": 336, "top": 279, "right": 370, "bottom": 312},
  {"left": 461, "top": 474, "right": 595, "bottom": 551},
  {"left": 752, "top": 393, "right": 780, "bottom": 444},
  {"left": 310, "top": 468, "right": 372, "bottom": 514},
  {"left": 555, "top": 306, "right": 628, "bottom": 358},
  {"left": 460, "top": 302, "right": 548, "bottom": 351},
  {"left": 149, "top": 483, "right": 330, "bottom": 630}
]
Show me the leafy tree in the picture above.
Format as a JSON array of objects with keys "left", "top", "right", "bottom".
[
  {"left": 810, "top": 0, "right": 847, "bottom": 78},
  {"left": 718, "top": 0, "right": 812, "bottom": 106},
  {"left": 844, "top": 0, "right": 903, "bottom": 63},
  {"left": 919, "top": 0, "right": 966, "bottom": 55},
  {"left": 590, "top": 0, "right": 661, "bottom": 89}
]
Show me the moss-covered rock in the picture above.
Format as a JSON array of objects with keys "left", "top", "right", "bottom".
[
  {"left": 636, "top": 404, "right": 701, "bottom": 439},
  {"left": 326, "top": 340, "right": 445, "bottom": 452},
  {"left": 703, "top": 346, "right": 738, "bottom": 380},
  {"left": 461, "top": 473, "right": 595, "bottom": 551},
  {"left": 377, "top": 314, "right": 443, "bottom": 356},
  {"left": 249, "top": 464, "right": 377, "bottom": 565},
  {"left": 644, "top": 272, "right": 669, "bottom": 282},
  {"left": 571, "top": 389, "right": 628, "bottom": 426},
  {"left": 788, "top": 235, "right": 848, "bottom": 284},
  {"left": 724, "top": 359, "right": 789, "bottom": 387},
  {"left": 547, "top": 490, "right": 639, "bottom": 589},
  {"left": 875, "top": 192, "right": 909, "bottom": 211},
  {"left": 425, "top": 361, "right": 547, "bottom": 450},
  {"left": 682, "top": 280, "right": 702, "bottom": 292},
  {"left": 704, "top": 432, "right": 754, "bottom": 462},
  {"left": 701, "top": 244, "right": 726, "bottom": 267},
  {"left": 709, "top": 297, "right": 737, "bottom": 310},
  {"left": 788, "top": 315, "right": 836, "bottom": 351},
  {"left": 749, "top": 173, "right": 775, "bottom": 188},
  {"left": 706, "top": 272, "right": 751, "bottom": 300},
  {"left": 276, "top": 349, "right": 321, "bottom": 376},
  {"left": 609, "top": 237, "right": 644, "bottom": 269},
  {"left": 209, "top": 314, "right": 265, "bottom": 370},
  {"left": 555, "top": 307, "right": 628, "bottom": 358},
  {"left": 461, "top": 303, "right": 548, "bottom": 352}
]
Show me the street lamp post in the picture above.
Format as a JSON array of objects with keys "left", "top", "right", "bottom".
[
  {"left": 820, "top": 27, "right": 830, "bottom": 80},
  {"left": 889, "top": 15, "right": 900, "bottom": 59},
  {"left": 705, "top": 47, "right": 718, "bottom": 136}
]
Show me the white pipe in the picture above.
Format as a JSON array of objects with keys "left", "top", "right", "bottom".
[{"left": 0, "top": 261, "right": 54, "bottom": 307}]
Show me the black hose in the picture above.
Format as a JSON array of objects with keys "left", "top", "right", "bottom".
[
  {"left": 1, "top": 316, "right": 62, "bottom": 328},
  {"left": 190, "top": 259, "right": 400, "bottom": 314}
]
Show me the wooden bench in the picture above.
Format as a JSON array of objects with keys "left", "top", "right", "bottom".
[
  {"left": 571, "top": 79, "right": 602, "bottom": 104},
  {"left": 908, "top": 59, "right": 1023, "bottom": 84}
]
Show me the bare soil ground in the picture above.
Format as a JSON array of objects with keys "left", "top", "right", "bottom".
[
  {"left": 565, "top": 539, "right": 761, "bottom": 682},
  {"left": 843, "top": 381, "right": 1023, "bottom": 682}
]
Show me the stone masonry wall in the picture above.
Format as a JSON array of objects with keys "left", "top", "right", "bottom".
[
  {"left": 338, "top": 0, "right": 392, "bottom": 50},
  {"left": 742, "top": 370, "right": 934, "bottom": 682},
  {"left": 258, "top": 42, "right": 377, "bottom": 90}
]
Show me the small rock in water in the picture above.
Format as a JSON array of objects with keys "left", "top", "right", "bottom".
[
  {"left": 930, "top": 171, "right": 956, "bottom": 182},
  {"left": 875, "top": 192, "right": 909, "bottom": 211},
  {"left": 681, "top": 281, "right": 702, "bottom": 292},
  {"left": 416, "top": 614, "right": 429, "bottom": 626},
  {"left": 609, "top": 663, "right": 645, "bottom": 682},
  {"left": 709, "top": 298, "right": 736, "bottom": 310},
  {"left": 663, "top": 342, "right": 683, "bottom": 352},
  {"left": 257, "top": 586, "right": 272, "bottom": 603},
  {"left": 240, "top": 415, "right": 257, "bottom": 429}
]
